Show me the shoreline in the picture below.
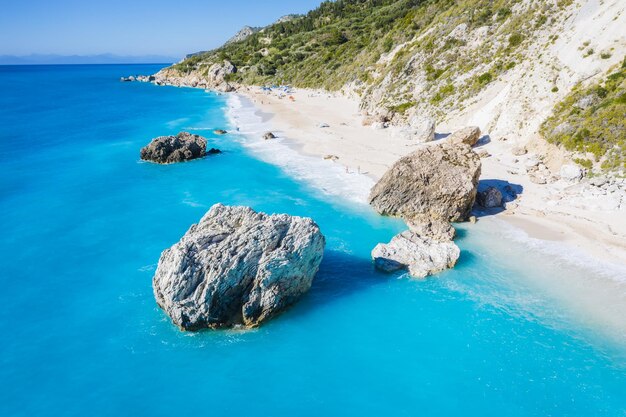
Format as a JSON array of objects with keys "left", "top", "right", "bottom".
[
  {"left": 229, "top": 85, "right": 626, "bottom": 275},
  {"left": 225, "top": 86, "right": 626, "bottom": 346}
]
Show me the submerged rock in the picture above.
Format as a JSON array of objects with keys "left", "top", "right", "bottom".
[
  {"left": 153, "top": 204, "right": 325, "bottom": 330},
  {"left": 140, "top": 132, "right": 208, "bottom": 164},
  {"left": 448, "top": 126, "right": 481, "bottom": 146},
  {"left": 369, "top": 143, "right": 481, "bottom": 225},
  {"left": 372, "top": 230, "right": 460, "bottom": 278}
]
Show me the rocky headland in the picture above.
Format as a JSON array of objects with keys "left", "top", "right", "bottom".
[{"left": 153, "top": 204, "right": 325, "bottom": 330}]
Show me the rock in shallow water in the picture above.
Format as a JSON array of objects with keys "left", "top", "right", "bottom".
[
  {"left": 372, "top": 230, "right": 460, "bottom": 278},
  {"left": 140, "top": 132, "right": 208, "bottom": 164},
  {"left": 153, "top": 204, "right": 325, "bottom": 330}
]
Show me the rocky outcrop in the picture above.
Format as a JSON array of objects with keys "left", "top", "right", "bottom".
[
  {"left": 121, "top": 75, "right": 156, "bottom": 83},
  {"left": 153, "top": 60, "right": 237, "bottom": 92},
  {"left": 153, "top": 204, "right": 325, "bottom": 330},
  {"left": 448, "top": 126, "right": 481, "bottom": 146},
  {"left": 263, "top": 132, "right": 276, "bottom": 140},
  {"left": 371, "top": 229, "right": 460, "bottom": 278},
  {"left": 140, "top": 132, "right": 208, "bottom": 164},
  {"left": 369, "top": 143, "right": 481, "bottom": 225},
  {"left": 226, "top": 26, "right": 261, "bottom": 45}
]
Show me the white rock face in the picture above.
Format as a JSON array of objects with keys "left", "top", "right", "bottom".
[
  {"left": 153, "top": 60, "right": 237, "bottom": 92},
  {"left": 153, "top": 204, "right": 325, "bottom": 330},
  {"left": 405, "top": 114, "right": 436, "bottom": 142},
  {"left": 371, "top": 231, "right": 460, "bottom": 278}
]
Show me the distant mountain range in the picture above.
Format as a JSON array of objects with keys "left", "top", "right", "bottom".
[{"left": 0, "top": 53, "right": 179, "bottom": 65}]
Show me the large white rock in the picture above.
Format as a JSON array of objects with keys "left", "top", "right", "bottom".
[
  {"left": 153, "top": 204, "right": 325, "bottom": 330},
  {"left": 405, "top": 114, "right": 436, "bottom": 142},
  {"left": 372, "top": 231, "right": 460, "bottom": 278},
  {"left": 560, "top": 164, "right": 583, "bottom": 182}
]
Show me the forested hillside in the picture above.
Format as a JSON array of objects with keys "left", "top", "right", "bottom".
[{"left": 164, "top": 0, "right": 625, "bottom": 171}]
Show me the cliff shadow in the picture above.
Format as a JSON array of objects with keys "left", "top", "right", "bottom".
[{"left": 472, "top": 178, "right": 524, "bottom": 217}]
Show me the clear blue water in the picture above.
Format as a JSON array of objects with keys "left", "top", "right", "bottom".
[{"left": 1, "top": 64, "right": 625, "bottom": 417}]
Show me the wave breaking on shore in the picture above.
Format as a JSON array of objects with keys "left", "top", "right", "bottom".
[{"left": 225, "top": 94, "right": 374, "bottom": 206}]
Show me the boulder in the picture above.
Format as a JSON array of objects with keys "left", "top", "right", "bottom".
[
  {"left": 406, "top": 219, "right": 456, "bottom": 242},
  {"left": 477, "top": 186, "right": 503, "bottom": 208},
  {"left": 153, "top": 204, "right": 325, "bottom": 330},
  {"left": 371, "top": 231, "right": 460, "bottom": 278},
  {"left": 207, "top": 148, "right": 222, "bottom": 155},
  {"left": 369, "top": 143, "right": 481, "bottom": 225},
  {"left": 512, "top": 146, "right": 527, "bottom": 156},
  {"left": 140, "top": 132, "right": 208, "bottom": 164},
  {"left": 263, "top": 131, "right": 276, "bottom": 140},
  {"left": 448, "top": 126, "right": 481, "bottom": 146},
  {"left": 406, "top": 115, "right": 436, "bottom": 142},
  {"left": 214, "top": 129, "right": 228, "bottom": 135},
  {"left": 560, "top": 164, "right": 583, "bottom": 182}
]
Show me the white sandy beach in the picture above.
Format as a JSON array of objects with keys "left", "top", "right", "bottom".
[
  {"left": 233, "top": 85, "right": 626, "bottom": 270},
  {"left": 226, "top": 86, "right": 626, "bottom": 345}
]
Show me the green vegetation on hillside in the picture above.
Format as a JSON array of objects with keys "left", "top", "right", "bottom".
[
  {"left": 171, "top": 0, "right": 564, "bottom": 112},
  {"left": 541, "top": 58, "right": 626, "bottom": 171}
]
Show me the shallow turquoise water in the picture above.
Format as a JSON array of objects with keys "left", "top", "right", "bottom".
[{"left": 1, "top": 64, "right": 625, "bottom": 417}]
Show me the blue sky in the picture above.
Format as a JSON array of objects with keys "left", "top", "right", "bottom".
[{"left": 0, "top": 0, "right": 323, "bottom": 58}]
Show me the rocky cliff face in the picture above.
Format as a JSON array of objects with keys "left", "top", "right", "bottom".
[
  {"left": 153, "top": 204, "right": 325, "bottom": 330},
  {"left": 153, "top": 60, "right": 237, "bottom": 92},
  {"left": 226, "top": 26, "right": 261, "bottom": 45}
]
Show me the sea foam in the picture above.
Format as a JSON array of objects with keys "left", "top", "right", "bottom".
[{"left": 225, "top": 94, "right": 374, "bottom": 205}]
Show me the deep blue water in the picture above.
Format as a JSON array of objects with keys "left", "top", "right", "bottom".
[{"left": 1, "top": 64, "right": 625, "bottom": 417}]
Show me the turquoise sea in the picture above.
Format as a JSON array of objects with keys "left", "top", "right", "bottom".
[{"left": 1, "top": 64, "right": 625, "bottom": 416}]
